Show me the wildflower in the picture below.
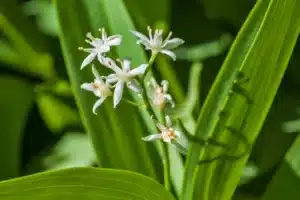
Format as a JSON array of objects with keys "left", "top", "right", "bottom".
[
  {"left": 81, "top": 66, "right": 112, "bottom": 114},
  {"left": 79, "top": 28, "right": 122, "bottom": 69},
  {"left": 149, "top": 79, "right": 175, "bottom": 109},
  {"left": 104, "top": 58, "right": 148, "bottom": 108},
  {"left": 130, "top": 26, "right": 184, "bottom": 60},
  {"left": 142, "top": 116, "right": 181, "bottom": 143}
]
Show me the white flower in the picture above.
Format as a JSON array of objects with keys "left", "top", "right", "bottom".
[
  {"left": 104, "top": 58, "right": 148, "bottom": 108},
  {"left": 149, "top": 79, "right": 175, "bottom": 109},
  {"left": 81, "top": 65, "right": 112, "bottom": 114},
  {"left": 130, "top": 26, "right": 184, "bottom": 60},
  {"left": 142, "top": 116, "right": 181, "bottom": 143},
  {"left": 79, "top": 28, "right": 122, "bottom": 69}
]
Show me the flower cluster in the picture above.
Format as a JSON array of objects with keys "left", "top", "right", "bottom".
[{"left": 79, "top": 27, "right": 184, "bottom": 144}]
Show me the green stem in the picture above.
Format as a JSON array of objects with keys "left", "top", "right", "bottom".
[
  {"left": 123, "top": 98, "right": 145, "bottom": 107},
  {"left": 137, "top": 78, "right": 157, "bottom": 120},
  {"left": 137, "top": 59, "right": 171, "bottom": 190},
  {"left": 162, "top": 141, "right": 171, "bottom": 190},
  {"left": 161, "top": 107, "right": 171, "bottom": 191},
  {"left": 142, "top": 53, "right": 157, "bottom": 80}
]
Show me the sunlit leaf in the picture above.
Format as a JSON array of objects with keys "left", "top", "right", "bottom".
[
  {"left": 0, "top": 167, "right": 175, "bottom": 200},
  {"left": 183, "top": 0, "right": 300, "bottom": 199}
]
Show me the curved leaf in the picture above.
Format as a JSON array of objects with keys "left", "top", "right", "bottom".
[
  {"left": 183, "top": 0, "right": 300, "bottom": 199},
  {"left": 0, "top": 167, "right": 174, "bottom": 200}
]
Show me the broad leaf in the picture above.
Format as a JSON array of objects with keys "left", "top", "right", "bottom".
[{"left": 0, "top": 167, "right": 175, "bottom": 200}]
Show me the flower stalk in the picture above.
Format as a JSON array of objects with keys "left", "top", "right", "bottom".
[{"left": 78, "top": 26, "right": 185, "bottom": 192}]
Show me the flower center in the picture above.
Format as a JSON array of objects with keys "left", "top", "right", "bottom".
[
  {"left": 94, "top": 39, "right": 110, "bottom": 53},
  {"left": 92, "top": 82, "right": 112, "bottom": 97},
  {"left": 161, "top": 128, "right": 176, "bottom": 141}
]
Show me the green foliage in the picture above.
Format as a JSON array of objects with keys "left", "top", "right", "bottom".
[
  {"left": 0, "top": 167, "right": 174, "bottom": 200},
  {"left": 183, "top": 0, "right": 300, "bottom": 199},
  {"left": 261, "top": 134, "right": 300, "bottom": 200},
  {"left": 54, "top": 0, "right": 158, "bottom": 178},
  {"left": 0, "top": 76, "right": 34, "bottom": 180},
  {"left": 1, "top": 0, "right": 300, "bottom": 199}
]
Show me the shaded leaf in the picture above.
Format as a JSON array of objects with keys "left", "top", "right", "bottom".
[
  {"left": 261, "top": 135, "right": 300, "bottom": 200},
  {"left": 0, "top": 76, "right": 34, "bottom": 180}
]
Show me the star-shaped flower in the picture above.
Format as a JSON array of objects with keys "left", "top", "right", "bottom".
[
  {"left": 130, "top": 26, "right": 184, "bottom": 60},
  {"left": 79, "top": 28, "right": 122, "bottom": 69},
  {"left": 104, "top": 58, "right": 148, "bottom": 108},
  {"left": 81, "top": 66, "right": 112, "bottom": 114},
  {"left": 142, "top": 116, "right": 181, "bottom": 143},
  {"left": 149, "top": 79, "right": 175, "bottom": 109}
]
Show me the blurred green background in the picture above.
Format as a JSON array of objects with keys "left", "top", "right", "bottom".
[{"left": 0, "top": 0, "right": 300, "bottom": 199}]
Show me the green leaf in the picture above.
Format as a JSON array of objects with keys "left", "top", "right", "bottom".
[
  {"left": 0, "top": 1, "right": 55, "bottom": 79},
  {"left": 23, "top": 0, "right": 59, "bottom": 36},
  {"left": 203, "top": 0, "right": 253, "bottom": 27},
  {"left": 0, "top": 40, "right": 22, "bottom": 66},
  {"left": 0, "top": 167, "right": 175, "bottom": 200},
  {"left": 36, "top": 92, "right": 80, "bottom": 133},
  {"left": 261, "top": 135, "right": 300, "bottom": 200},
  {"left": 0, "top": 76, "right": 34, "bottom": 180},
  {"left": 124, "top": 0, "right": 170, "bottom": 29},
  {"left": 44, "top": 133, "right": 97, "bottom": 169},
  {"left": 175, "top": 34, "right": 233, "bottom": 62},
  {"left": 54, "top": 0, "right": 158, "bottom": 179},
  {"left": 182, "top": 0, "right": 300, "bottom": 199}
]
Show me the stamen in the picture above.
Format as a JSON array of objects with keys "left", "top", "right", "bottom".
[
  {"left": 86, "top": 32, "right": 94, "bottom": 40},
  {"left": 147, "top": 26, "right": 153, "bottom": 41},
  {"left": 165, "top": 31, "right": 173, "bottom": 41},
  {"left": 85, "top": 39, "right": 93, "bottom": 45}
]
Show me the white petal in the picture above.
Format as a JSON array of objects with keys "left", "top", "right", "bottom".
[
  {"left": 97, "top": 54, "right": 106, "bottom": 64},
  {"left": 161, "top": 80, "right": 169, "bottom": 93},
  {"left": 165, "top": 115, "right": 172, "bottom": 127},
  {"left": 162, "top": 38, "right": 184, "bottom": 49},
  {"left": 156, "top": 122, "right": 167, "bottom": 132},
  {"left": 107, "top": 35, "right": 122, "bottom": 46},
  {"left": 101, "top": 28, "right": 107, "bottom": 40},
  {"left": 160, "top": 49, "right": 176, "bottom": 61},
  {"left": 122, "top": 59, "right": 131, "bottom": 72},
  {"left": 104, "top": 58, "right": 122, "bottom": 73},
  {"left": 138, "top": 40, "right": 152, "bottom": 49},
  {"left": 142, "top": 134, "right": 162, "bottom": 142},
  {"left": 153, "top": 29, "right": 163, "bottom": 46},
  {"left": 92, "top": 97, "right": 106, "bottom": 115},
  {"left": 81, "top": 83, "right": 94, "bottom": 92},
  {"left": 164, "top": 94, "right": 175, "bottom": 108},
  {"left": 113, "top": 81, "right": 124, "bottom": 108},
  {"left": 162, "top": 137, "right": 171, "bottom": 143},
  {"left": 81, "top": 52, "right": 97, "bottom": 69},
  {"left": 128, "top": 64, "right": 148, "bottom": 76},
  {"left": 106, "top": 74, "right": 118, "bottom": 85},
  {"left": 126, "top": 80, "right": 142, "bottom": 93},
  {"left": 92, "top": 65, "right": 104, "bottom": 83},
  {"left": 130, "top": 30, "right": 150, "bottom": 44}
]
